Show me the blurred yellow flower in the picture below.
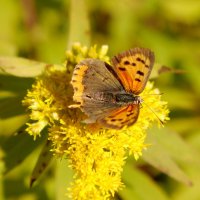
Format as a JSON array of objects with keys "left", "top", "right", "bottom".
[{"left": 22, "top": 43, "right": 169, "bottom": 200}]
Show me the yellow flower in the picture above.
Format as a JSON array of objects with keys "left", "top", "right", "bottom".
[{"left": 22, "top": 43, "right": 169, "bottom": 200}]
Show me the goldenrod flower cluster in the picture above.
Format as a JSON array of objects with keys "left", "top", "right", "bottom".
[{"left": 22, "top": 43, "right": 169, "bottom": 200}]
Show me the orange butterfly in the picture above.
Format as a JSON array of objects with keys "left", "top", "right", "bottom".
[{"left": 70, "top": 47, "right": 155, "bottom": 129}]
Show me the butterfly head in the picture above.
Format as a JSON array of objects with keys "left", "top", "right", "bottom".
[{"left": 135, "top": 95, "right": 143, "bottom": 104}]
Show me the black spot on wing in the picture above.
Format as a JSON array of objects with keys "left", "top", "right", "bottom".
[
  {"left": 136, "top": 57, "right": 145, "bottom": 64},
  {"left": 131, "top": 63, "right": 136, "bottom": 66},
  {"left": 126, "top": 112, "right": 134, "bottom": 117},
  {"left": 118, "top": 67, "right": 126, "bottom": 71},
  {"left": 123, "top": 60, "right": 130, "bottom": 65},
  {"left": 121, "top": 119, "right": 131, "bottom": 125},
  {"left": 135, "top": 78, "right": 141, "bottom": 82},
  {"left": 137, "top": 71, "right": 144, "bottom": 76},
  {"left": 86, "top": 95, "right": 92, "bottom": 98}
]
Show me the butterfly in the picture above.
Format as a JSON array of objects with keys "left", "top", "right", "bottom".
[{"left": 69, "top": 47, "right": 155, "bottom": 129}]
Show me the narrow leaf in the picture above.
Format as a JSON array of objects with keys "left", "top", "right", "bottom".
[
  {"left": 30, "top": 139, "right": 53, "bottom": 187},
  {"left": 149, "top": 127, "right": 200, "bottom": 165},
  {"left": 2, "top": 126, "right": 45, "bottom": 174},
  {"left": 120, "top": 161, "right": 170, "bottom": 200},
  {"left": 143, "top": 128, "right": 192, "bottom": 186}
]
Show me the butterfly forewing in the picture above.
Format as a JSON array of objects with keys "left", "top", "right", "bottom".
[
  {"left": 71, "top": 58, "right": 123, "bottom": 107},
  {"left": 111, "top": 47, "right": 155, "bottom": 94}
]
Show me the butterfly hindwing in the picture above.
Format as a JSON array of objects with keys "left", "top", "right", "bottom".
[
  {"left": 99, "top": 104, "right": 139, "bottom": 129},
  {"left": 111, "top": 47, "right": 155, "bottom": 94}
]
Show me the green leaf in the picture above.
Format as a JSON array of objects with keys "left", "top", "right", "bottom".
[
  {"left": 149, "top": 127, "right": 200, "bottom": 165},
  {"left": 1, "top": 126, "right": 45, "bottom": 174},
  {"left": 30, "top": 140, "right": 54, "bottom": 187},
  {"left": 172, "top": 131, "right": 200, "bottom": 200},
  {"left": 0, "top": 75, "right": 33, "bottom": 94},
  {"left": 0, "top": 75, "right": 32, "bottom": 136},
  {"left": 142, "top": 127, "right": 192, "bottom": 186},
  {"left": 0, "top": 153, "right": 5, "bottom": 200},
  {"left": 0, "top": 114, "right": 28, "bottom": 137},
  {"left": 0, "top": 56, "right": 47, "bottom": 77},
  {"left": 0, "top": 96, "right": 26, "bottom": 118},
  {"left": 120, "top": 161, "right": 170, "bottom": 200}
]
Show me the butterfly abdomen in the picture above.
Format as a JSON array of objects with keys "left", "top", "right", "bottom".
[{"left": 85, "top": 92, "right": 141, "bottom": 105}]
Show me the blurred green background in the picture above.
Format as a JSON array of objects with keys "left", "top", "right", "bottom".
[{"left": 0, "top": 0, "right": 200, "bottom": 199}]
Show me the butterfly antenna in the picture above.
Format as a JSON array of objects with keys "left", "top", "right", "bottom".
[{"left": 141, "top": 101, "right": 164, "bottom": 125}]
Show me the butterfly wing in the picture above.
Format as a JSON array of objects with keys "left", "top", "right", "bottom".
[
  {"left": 98, "top": 104, "right": 139, "bottom": 129},
  {"left": 70, "top": 58, "right": 124, "bottom": 121},
  {"left": 111, "top": 47, "right": 155, "bottom": 94},
  {"left": 71, "top": 58, "right": 123, "bottom": 106}
]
